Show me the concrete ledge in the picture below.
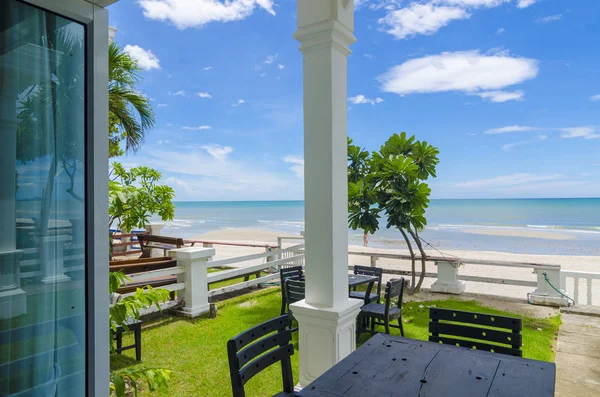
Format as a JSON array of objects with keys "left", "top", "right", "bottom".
[{"left": 561, "top": 305, "right": 600, "bottom": 318}]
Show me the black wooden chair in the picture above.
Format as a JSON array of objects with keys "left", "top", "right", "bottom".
[
  {"left": 349, "top": 265, "right": 383, "bottom": 304},
  {"left": 227, "top": 315, "right": 295, "bottom": 397},
  {"left": 428, "top": 308, "right": 523, "bottom": 357},
  {"left": 357, "top": 278, "right": 405, "bottom": 337},
  {"left": 283, "top": 278, "right": 306, "bottom": 332},
  {"left": 114, "top": 320, "right": 142, "bottom": 361},
  {"left": 279, "top": 266, "right": 304, "bottom": 315}
]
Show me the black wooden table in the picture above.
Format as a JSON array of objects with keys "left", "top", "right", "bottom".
[
  {"left": 296, "top": 334, "right": 555, "bottom": 397},
  {"left": 347, "top": 274, "right": 376, "bottom": 288}
]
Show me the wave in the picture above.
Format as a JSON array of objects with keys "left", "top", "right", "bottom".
[
  {"left": 433, "top": 223, "right": 600, "bottom": 235},
  {"left": 256, "top": 220, "right": 305, "bottom": 228}
]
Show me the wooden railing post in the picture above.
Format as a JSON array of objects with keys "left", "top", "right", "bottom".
[
  {"left": 169, "top": 247, "right": 215, "bottom": 318},
  {"left": 146, "top": 223, "right": 165, "bottom": 257}
]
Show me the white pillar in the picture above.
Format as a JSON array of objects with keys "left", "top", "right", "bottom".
[
  {"left": 169, "top": 247, "right": 215, "bottom": 318},
  {"left": 0, "top": 64, "right": 26, "bottom": 318},
  {"left": 147, "top": 223, "right": 165, "bottom": 257},
  {"left": 290, "top": 0, "right": 362, "bottom": 388},
  {"left": 36, "top": 234, "right": 71, "bottom": 284},
  {"left": 530, "top": 267, "right": 569, "bottom": 307},
  {"left": 431, "top": 261, "right": 466, "bottom": 295}
]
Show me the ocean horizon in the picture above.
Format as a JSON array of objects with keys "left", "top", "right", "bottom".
[{"left": 157, "top": 198, "right": 600, "bottom": 256}]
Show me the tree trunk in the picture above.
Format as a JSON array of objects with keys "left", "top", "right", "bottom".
[
  {"left": 409, "top": 228, "right": 427, "bottom": 293},
  {"left": 399, "top": 228, "right": 416, "bottom": 293}
]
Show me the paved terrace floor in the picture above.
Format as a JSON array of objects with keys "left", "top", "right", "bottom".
[{"left": 555, "top": 309, "right": 600, "bottom": 396}]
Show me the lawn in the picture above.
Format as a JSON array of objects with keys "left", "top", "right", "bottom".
[{"left": 111, "top": 287, "right": 560, "bottom": 397}]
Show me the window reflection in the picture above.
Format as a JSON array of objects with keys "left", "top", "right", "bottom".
[{"left": 0, "top": 1, "right": 86, "bottom": 395}]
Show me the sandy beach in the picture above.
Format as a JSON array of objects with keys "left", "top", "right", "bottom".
[{"left": 191, "top": 227, "right": 600, "bottom": 306}]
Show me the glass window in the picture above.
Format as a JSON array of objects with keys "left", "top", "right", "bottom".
[{"left": 0, "top": 1, "right": 87, "bottom": 395}]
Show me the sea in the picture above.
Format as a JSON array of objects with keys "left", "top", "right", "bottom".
[{"left": 157, "top": 199, "right": 600, "bottom": 256}]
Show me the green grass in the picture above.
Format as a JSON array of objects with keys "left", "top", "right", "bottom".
[{"left": 111, "top": 289, "right": 560, "bottom": 396}]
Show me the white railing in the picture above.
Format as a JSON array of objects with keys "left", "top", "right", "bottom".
[
  {"left": 276, "top": 235, "right": 600, "bottom": 307},
  {"left": 561, "top": 271, "right": 600, "bottom": 306}
]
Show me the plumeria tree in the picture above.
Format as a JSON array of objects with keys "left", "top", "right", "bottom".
[
  {"left": 348, "top": 133, "right": 440, "bottom": 293},
  {"left": 109, "top": 163, "right": 176, "bottom": 257}
]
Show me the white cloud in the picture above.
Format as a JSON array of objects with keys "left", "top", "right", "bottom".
[
  {"left": 558, "top": 127, "right": 600, "bottom": 139},
  {"left": 197, "top": 92, "right": 212, "bottom": 98},
  {"left": 157, "top": 103, "right": 168, "bottom": 108},
  {"left": 156, "top": 140, "right": 170, "bottom": 145},
  {"left": 589, "top": 94, "right": 600, "bottom": 101},
  {"left": 484, "top": 125, "right": 537, "bottom": 134},
  {"left": 278, "top": 64, "right": 285, "bottom": 70},
  {"left": 201, "top": 144, "right": 233, "bottom": 161},
  {"left": 203, "top": 66, "right": 213, "bottom": 71},
  {"left": 516, "top": 0, "right": 538, "bottom": 8},
  {"left": 264, "top": 54, "right": 277, "bottom": 64},
  {"left": 123, "top": 45, "right": 160, "bottom": 70},
  {"left": 183, "top": 125, "right": 212, "bottom": 131},
  {"left": 501, "top": 134, "right": 547, "bottom": 151},
  {"left": 442, "top": 0, "right": 510, "bottom": 7},
  {"left": 283, "top": 155, "right": 304, "bottom": 179},
  {"left": 348, "top": 95, "right": 385, "bottom": 105},
  {"left": 456, "top": 173, "right": 565, "bottom": 188},
  {"left": 536, "top": 14, "right": 562, "bottom": 24},
  {"left": 138, "top": 0, "right": 275, "bottom": 29},
  {"left": 379, "top": 50, "right": 539, "bottom": 101},
  {"left": 379, "top": 3, "right": 471, "bottom": 40},
  {"left": 172, "top": 90, "right": 187, "bottom": 97},
  {"left": 476, "top": 90, "right": 524, "bottom": 102},
  {"left": 364, "top": 53, "right": 374, "bottom": 59},
  {"left": 260, "top": 73, "right": 267, "bottom": 78},
  {"left": 232, "top": 99, "right": 245, "bottom": 107},
  {"left": 497, "top": 28, "right": 505, "bottom": 35}
]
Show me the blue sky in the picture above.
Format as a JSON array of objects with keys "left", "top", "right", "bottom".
[{"left": 108, "top": 0, "right": 600, "bottom": 201}]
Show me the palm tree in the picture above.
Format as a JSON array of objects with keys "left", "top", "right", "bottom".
[{"left": 109, "top": 43, "right": 155, "bottom": 157}]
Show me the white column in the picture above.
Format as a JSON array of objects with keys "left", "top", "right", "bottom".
[
  {"left": 290, "top": 0, "right": 362, "bottom": 388},
  {"left": 147, "top": 223, "right": 165, "bottom": 257},
  {"left": 530, "top": 267, "right": 569, "bottom": 307},
  {"left": 431, "top": 261, "right": 466, "bottom": 294},
  {"left": 0, "top": 64, "right": 26, "bottom": 318},
  {"left": 36, "top": 234, "right": 71, "bottom": 284},
  {"left": 169, "top": 247, "right": 215, "bottom": 318}
]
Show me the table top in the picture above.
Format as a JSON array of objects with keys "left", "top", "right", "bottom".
[
  {"left": 296, "top": 334, "right": 556, "bottom": 397},
  {"left": 347, "top": 274, "right": 376, "bottom": 288}
]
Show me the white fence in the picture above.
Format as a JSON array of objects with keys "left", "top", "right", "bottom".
[
  {"left": 561, "top": 271, "right": 600, "bottom": 306},
  {"left": 122, "top": 244, "right": 306, "bottom": 317},
  {"left": 279, "top": 236, "right": 600, "bottom": 308}
]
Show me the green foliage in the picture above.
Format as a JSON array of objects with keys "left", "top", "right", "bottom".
[
  {"left": 109, "top": 271, "right": 171, "bottom": 397},
  {"left": 348, "top": 133, "right": 440, "bottom": 292},
  {"left": 108, "top": 162, "right": 175, "bottom": 236},
  {"left": 109, "top": 43, "right": 155, "bottom": 158}
]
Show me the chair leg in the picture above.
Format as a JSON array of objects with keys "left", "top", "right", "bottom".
[
  {"left": 370, "top": 317, "right": 376, "bottom": 333},
  {"left": 134, "top": 325, "right": 142, "bottom": 361},
  {"left": 116, "top": 331, "right": 123, "bottom": 354},
  {"left": 398, "top": 318, "right": 404, "bottom": 337},
  {"left": 385, "top": 318, "right": 390, "bottom": 335}
]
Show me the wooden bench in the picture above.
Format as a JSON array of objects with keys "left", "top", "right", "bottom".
[
  {"left": 109, "top": 256, "right": 179, "bottom": 297},
  {"left": 137, "top": 234, "right": 193, "bottom": 258}
]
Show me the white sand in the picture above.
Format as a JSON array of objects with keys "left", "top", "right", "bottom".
[
  {"left": 191, "top": 228, "right": 600, "bottom": 305},
  {"left": 461, "top": 228, "right": 577, "bottom": 241}
]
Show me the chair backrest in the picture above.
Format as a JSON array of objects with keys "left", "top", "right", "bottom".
[
  {"left": 284, "top": 278, "right": 306, "bottom": 307},
  {"left": 227, "top": 315, "right": 294, "bottom": 397},
  {"left": 354, "top": 265, "right": 384, "bottom": 298},
  {"left": 428, "top": 308, "right": 523, "bottom": 357},
  {"left": 279, "top": 265, "right": 303, "bottom": 286},
  {"left": 384, "top": 278, "right": 405, "bottom": 317}
]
